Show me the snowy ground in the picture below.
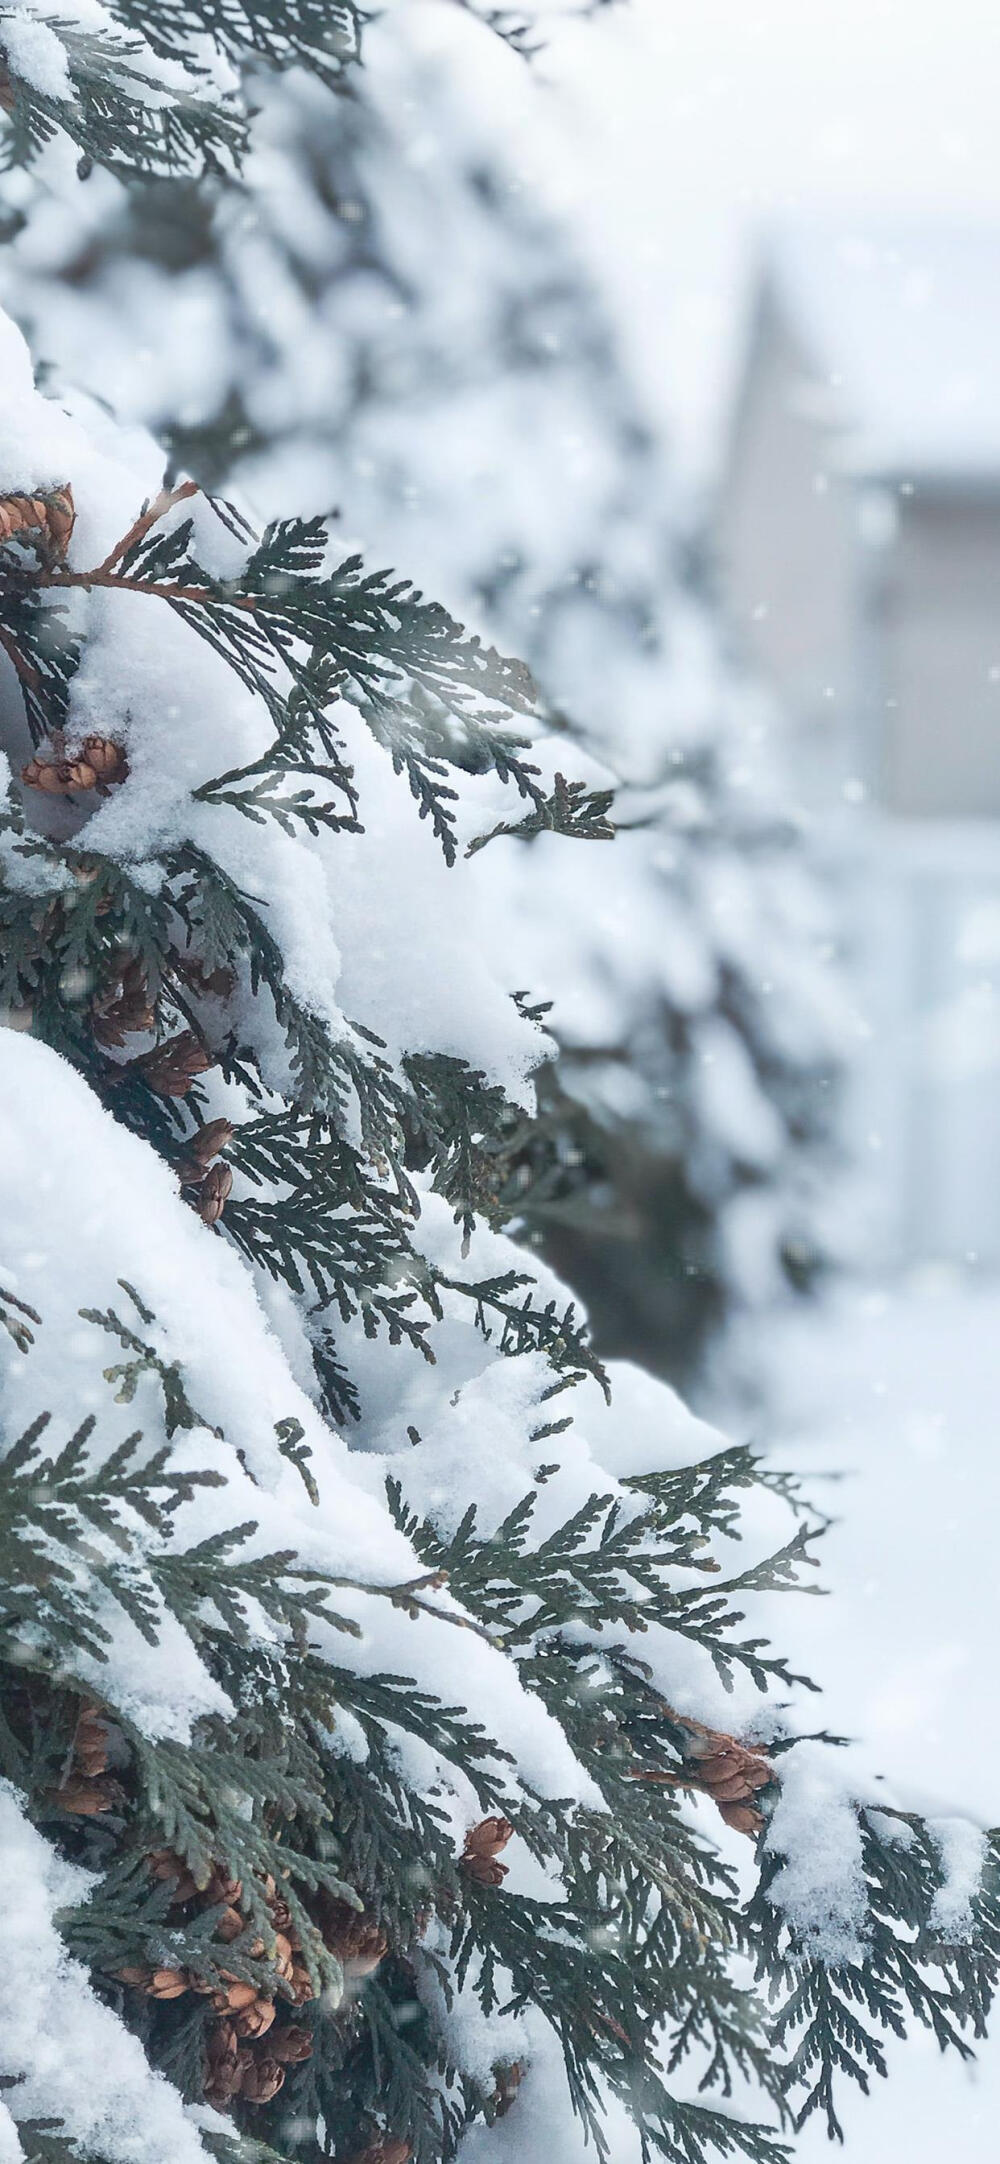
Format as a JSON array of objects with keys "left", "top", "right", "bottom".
[{"left": 741, "top": 1272, "right": 1000, "bottom": 2157}]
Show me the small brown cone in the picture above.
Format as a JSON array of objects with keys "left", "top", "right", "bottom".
[
  {"left": 462, "top": 1816, "right": 513, "bottom": 1860},
  {"left": 22, "top": 755, "right": 73, "bottom": 795},
  {"left": 0, "top": 486, "right": 75, "bottom": 564},
  {"left": 147, "top": 1968, "right": 191, "bottom": 2000},
  {"left": 139, "top": 1031, "right": 212, "bottom": 1097},
  {"left": 490, "top": 2062, "right": 523, "bottom": 2119},
  {"left": 92, "top": 959, "right": 156, "bottom": 1048},
  {"left": 174, "top": 952, "right": 237, "bottom": 1001},
  {"left": 317, "top": 1897, "right": 388, "bottom": 1979},
  {"left": 189, "top": 1118, "right": 235, "bottom": 1169},
  {"left": 204, "top": 2020, "right": 241, "bottom": 2107},
  {"left": 462, "top": 1855, "right": 508, "bottom": 1888},
  {"left": 287, "top": 1957, "right": 316, "bottom": 2005},
  {"left": 211, "top": 1977, "right": 260, "bottom": 2015},
  {"left": 199, "top": 1162, "right": 233, "bottom": 1226},
  {"left": 237, "top": 2052, "right": 285, "bottom": 2105},
  {"left": 718, "top": 1800, "right": 765, "bottom": 1836},
  {"left": 64, "top": 755, "right": 99, "bottom": 791},
  {"left": 74, "top": 1703, "right": 111, "bottom": 1777},
  {"left": 233, "top": 1998, "right": 276, "bottom": 2041},
  {"left": 148, "top": 1848, "right": 200, "bottom": 1905},
  {"left": 268, "top": 1894, "right": 296, "bottom": 1941},
  {"left": 700, "top": 1769, "right": 769, "bottom": 1804},
  {"left": 51, "top": 1775, "right": 115, "bottom": 1816},
  {"left": 78, "top": 735, "right": 128, "bottom": 787},
  {"left": 204, "top": 1865, "right": 243, "bottom": 1909},
  {"left": 269, "top": 2025, "right": 313, "bottom": 2065},
  {"left": 461, "top": 1816, "right": 513, "bottom": 1885}
]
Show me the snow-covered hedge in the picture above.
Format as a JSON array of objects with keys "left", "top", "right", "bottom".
[
  {"left": 0, "top": 2, "right": 854, "bottom": 1386},
  {"left": 0, "top": 294, "right": 995, "bottom": 2164}
]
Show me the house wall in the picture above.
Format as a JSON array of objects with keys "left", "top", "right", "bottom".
[
  {"left": 852, "top": 820, "right": 1000, "bottom": 1266},
  {"left": 719, "top": 285, "right": 1000, "bottom": 1265},
  {"left": 884, "top": 493, "right": 1000, "bottom": 816},
  {"left": 717, "top": 287, "right": 859, "bottom": 801}
]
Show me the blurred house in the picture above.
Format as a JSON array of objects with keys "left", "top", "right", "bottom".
[{"left": 718, "top": 226, "right": 1000, "bottom": 1264}]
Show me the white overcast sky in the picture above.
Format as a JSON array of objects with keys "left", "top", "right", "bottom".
[{"left": 531, "top": 0, "right": 1000, "bottom": 475}]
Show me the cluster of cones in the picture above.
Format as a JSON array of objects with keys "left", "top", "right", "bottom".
[
  {"left": 68, "top": 964, "right": 235, "bottom": 1225},
  {"left": 23, "top": 730, "right": 128, "bottom": 796},
  {"left": 677, "top": 1717, "right": 772, "bottom": 1834},
  {"left": 131, "top": 1037, "right": 234, "bottom": 1227},
  {"left": 460, "top": 1816, "right": 513, "bottom": 1887},
  {"left": 117, "top": 1852, "right": 311, "bottom": 2109},
  {"left": 136, "top": 1027, "right": 212, "bottom": 1098},
  {"left": 177, "top": 1115, "right": 235, "bottom": 1224},
  {"left": 15, "top": 698, "right": 240, "bottom": 1232},
  {"left": 85, "top": 940, "right": 237, "bottom": 1221},
  {"left": 50, "top": 1707, "right": 396, "bottom": 2111},
  {"left": 0, "top": 484, "right": 75, "bottom": 564},
  {"left": 630, "top": 1712, "right": 772, "bottom": 1837},
  {"left": 92, "top": 957, "right": 156, "bottom": 1049},
  {"left": 117, "top": 1862, "right": 390, "bottom": 2110},
  {"left": 52, "top": 1731, "right": 516, "bottom": 2146}
]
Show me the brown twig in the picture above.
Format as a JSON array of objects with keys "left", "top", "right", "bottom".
[
  {"left": 93, "top": 478, "right": 199, "bottom": 577},
  {"left": 327, "top": 1571, "right": 502, "bottom": 1646},
  {"left": 57, "top": 574, "right": 259, "bottom": 613},
  {"left": 1, "top": 481, "right": 243, "bottom": 620}
]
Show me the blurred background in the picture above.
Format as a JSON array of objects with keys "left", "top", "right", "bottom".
[
  {"left": 548, "top": 9, "right": 1000, "bottom": 2153},
  {"left": 8, "top": 0, "right": 1000, "bottom": 2147}
]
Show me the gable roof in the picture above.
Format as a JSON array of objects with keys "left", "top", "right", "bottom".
[{"left": 757, "top": 221, "right": 1000, "bottom": 481}]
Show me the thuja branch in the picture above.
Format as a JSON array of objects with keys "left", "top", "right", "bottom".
[
  {"left": 0, "top": 480, "right": 250, "bottom": 612},
  {"left": 5, "top": 479, "right": 620, "bottom": 862}
]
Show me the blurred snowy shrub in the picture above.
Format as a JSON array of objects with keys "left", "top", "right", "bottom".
[{"left": 0, "top": 1, "right": 854, "bottom": 1388}]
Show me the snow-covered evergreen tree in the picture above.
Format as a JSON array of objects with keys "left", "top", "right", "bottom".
[
  {"left": 0, "top": 10, "right": 994, "bottom": 2164},
  {"left": 0, "top": 3, "right": 852, "bottom": 1387}
]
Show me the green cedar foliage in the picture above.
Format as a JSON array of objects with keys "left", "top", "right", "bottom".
[
  {"left": 0, "top": 0, "right": 598, "bottom": 183},
  {"left": 0, "top": 16, "right": 846, "bottom": 1395},
  {"left": 0, "top": 10, "right": 994, "bottom": 2164},
  {"left": 0, "top": 1288, "right": 998, "bottom": 2164}
]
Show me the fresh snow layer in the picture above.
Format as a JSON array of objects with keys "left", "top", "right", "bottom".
[
  {"left": 0, "top": 297, "right": 855, "bottom": 2161},
  {"left": 0, "top": 1783, "right": 208, "bottom": 2164},
  {"left": 0, "top": 10, "right": 73, "bottom": 99},
  {"left": 738, "top": 1273, "right": 1000, "bottom": 2160},
  {"left": 0, "top": 1030, "right": 606, "bottom": 1802},
  {"left": 0, "top": 305, "right": 550, "bottom": 1106},
  {"left": 0, "top": 8, "right": 854, "bottom": 1330},
  {"left": 0, "top": 0, "right": 237, "bottom": 109},
  {"left": 763, "top": 1741, "right": 868, "bottom": 1967}
]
